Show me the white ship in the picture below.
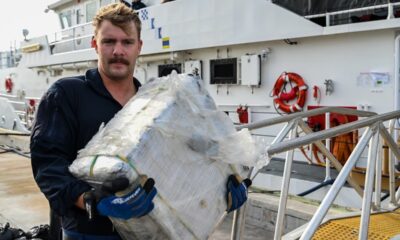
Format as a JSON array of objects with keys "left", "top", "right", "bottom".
[{"left": 2, "top": 0, "right": 400, "bottom": 239}]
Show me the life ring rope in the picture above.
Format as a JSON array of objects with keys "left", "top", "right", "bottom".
[{"left": 272, "top": 72, "right": 308, "bottom": 114}]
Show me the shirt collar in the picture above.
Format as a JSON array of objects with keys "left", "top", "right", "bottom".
[{"left": 85, "top": 68, "right": 141, "bottom": 100}]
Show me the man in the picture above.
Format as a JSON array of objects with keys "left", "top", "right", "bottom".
[{"left": 31, "top": 3, "right": 249, "bottom": 240}]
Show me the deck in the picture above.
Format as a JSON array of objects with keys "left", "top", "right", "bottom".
[{"left": 0, "top": 151, "right": 49, "bottom": 230}]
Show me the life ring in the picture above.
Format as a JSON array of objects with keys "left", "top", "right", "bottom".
[
  {"left": 272, "top": 72, "right": 308, "bottom": 113},
  {"left": 5, "top": 77, "right": 13, "bottom": 93}
]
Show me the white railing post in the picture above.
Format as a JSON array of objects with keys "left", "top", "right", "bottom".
[
  {"left": 230, "top": 167, "right": 255, "bottom": 240},
  {"left": 273, "top": 120, "right": 298, "bottom": 240},
  {"left": 378, "top": 123, "right": 400, "bottom": 204},
  {"left": 388, "top": 3, "right": 394, "bottom": 19},
  {"left": 326, "top": 13, "right": 330, "bottom": 26},
  {"left": 230, "top": 205, "right": 246, "bottom": 240},
  {"left": 325, "top": 112, "right": 331, "bottom": 180},
  {"left": 374, "top": 136, "right": 382, "bottom": 208},
  {"left": 359, "top": 127, "right": 380, "bottom": 240},
  {"left": 73, "top": 27, "right": 76, "bottom": 50},
  {"left": 388, "top": 120, "right": 397, "bottom": 205}
]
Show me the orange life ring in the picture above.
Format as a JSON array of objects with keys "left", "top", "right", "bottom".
[
  {"left": 5, "top": 77, "right": 13, "bottom": 93},
  {"left": 272, "top": 72, "right": 307, "bottom": 113}
]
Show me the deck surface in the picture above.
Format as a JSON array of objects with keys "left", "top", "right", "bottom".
[
  {"left": 313, "top": 209, "right": 400, "bottom": 240},
  {"left": 260, "top": 157, "right": 340, "bottom": 183},
  {"left": 0, "top": 151, "right": 49, "bottom": 230}
]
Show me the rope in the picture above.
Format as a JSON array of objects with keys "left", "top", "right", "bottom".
[
  {"left": 0, "top": 145, "right": 30, "bottom": 158},
  {"left": 0, "top": 132, "right": 30, "bottom": 136}
]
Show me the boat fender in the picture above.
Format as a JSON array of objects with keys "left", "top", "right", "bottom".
[
  {"left": 272, "top": 72, "right": 308, "bottom": 114},
  {"left": 4, "top": 77, "right": 13, "bottom": 93}
]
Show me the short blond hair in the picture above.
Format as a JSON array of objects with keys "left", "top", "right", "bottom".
[{"left": 93, "top": 3, "right": 142, "bottom": 39}]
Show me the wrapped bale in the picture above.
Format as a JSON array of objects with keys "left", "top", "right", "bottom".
[{"left": 69, "top": 73, "right": 260, "bottom": 239}]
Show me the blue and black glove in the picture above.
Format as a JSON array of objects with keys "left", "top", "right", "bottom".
[
  {"left": 226, "top": 174, "right": 252, "bottom": 213},
  {"left": 83, "top": 176, "right": 157, "bottom": 220}
]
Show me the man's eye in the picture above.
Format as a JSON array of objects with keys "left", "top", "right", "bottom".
[
  {"left": 102, "top": 39, "right": 114, "bottom": 44},
  {"left": 123, "top": 40, "right": 135, "bottom": 45}
]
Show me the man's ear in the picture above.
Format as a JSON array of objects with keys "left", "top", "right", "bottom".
[
  {"left": 91, "top": 36, "right": 98, "bottom": 51},
  {"left": 138, "top": 39, "right": 143, "bottom": 53}
]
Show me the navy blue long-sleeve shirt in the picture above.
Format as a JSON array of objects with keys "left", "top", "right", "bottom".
[{"left": 30, "top": 68, "right": 141, "bottom": 235}]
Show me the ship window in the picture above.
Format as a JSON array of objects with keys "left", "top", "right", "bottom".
[
  {"left": 59, "top": 10, "right": 72, "bottom": 29},
  {"left": 158, "top": 64, "right": 182, "bottom": 77},
  {"left": 86, "top": 1, "right": 97, "bottom": 23},
  {"left": 210, "top": 58, "right": 237, "bottom": 84}
]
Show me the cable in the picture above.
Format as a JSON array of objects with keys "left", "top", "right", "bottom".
[
  {"left": 0, "top": 145, "right": 30, "bottom": 158},
  {"left": 297, "top": 178, "right": 335, "bottom": 197},
  {"left": 0, "top": 132, "right": 30, "bottom": 136}
]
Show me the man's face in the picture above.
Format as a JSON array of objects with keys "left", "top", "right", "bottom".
[{"left": 93, "top": 20, "right": 142, "bottom": 81}]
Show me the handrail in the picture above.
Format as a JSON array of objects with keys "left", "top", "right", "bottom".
[
  {"left": 0, "top": 93, "right": 37, "bottom": 131},
  {"left": 54, "top": 21, "right": 93, "bottom": 34},
  {"left": 268, "top": 110, "right": 400, "bottom": 156},
  {"left": 303, "top": 2, "right": 400, "bottom": 27},
  {"left": 234, "top": 107, "right": 400, "bottom": 239},
  {"left": 304, "top": 2, "right": 400, "bottom": 19},
  {"left": 49, "top": 34, "right": 93, "bottom": 46},
  {"left": 233, "top": 107, "right": 376, "bottom": 239},
  {"left": 236, "top": 106, "right": 376, "bottom": 131}
]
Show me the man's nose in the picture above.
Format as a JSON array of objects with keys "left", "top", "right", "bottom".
[{"left": 113, "top": 42, "right": 124, "bottom": 56}]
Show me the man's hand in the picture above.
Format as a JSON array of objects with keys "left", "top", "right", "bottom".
[
  {"left": 226, "top": 174, "right": 252, "bottom": 213},
  {"left": 84, "top": 177, "right": 157, "bottom": 220}
]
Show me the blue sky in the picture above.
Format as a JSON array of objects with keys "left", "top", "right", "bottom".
[{"left": 0, "top": 1, "right": 59, "bottom": 51}]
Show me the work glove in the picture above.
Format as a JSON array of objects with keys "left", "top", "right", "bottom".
[
  {"left": 83, "top": 176, "right": 157, "bottom": 220},
  {"left": 226, "top": 174, "right": 252, "bottom": 213}
]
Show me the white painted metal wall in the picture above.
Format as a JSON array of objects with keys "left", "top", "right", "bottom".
[
  {"left": 135, "top": 29, "right": 396, "bottom": 163},
  {"left": 137, "top": 30, "right": 395, "bottom": 118}
]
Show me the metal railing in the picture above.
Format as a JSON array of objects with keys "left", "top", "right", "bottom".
[
  {"left": 49, "top": 22, "right": 94, "bottom": 54},
  {"left": 231, "top": 107, "right": 400, "bottom": 240},
  {"left": 0, "top": 93, "right": 39, "bottom": 131},
  {"left": 304, "top": 2, "right": 400, "bottom": 26},
  {"left": 46, "top": 6, "right": 147, "bottom": 55}
]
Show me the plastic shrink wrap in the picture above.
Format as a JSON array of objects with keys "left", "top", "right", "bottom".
[{"left": 69, "top": 73, "right": 263, "bottom": 240}]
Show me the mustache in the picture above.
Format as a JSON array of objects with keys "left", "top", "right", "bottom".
[{"left": 109, "top": 58, "right": 129, "bottom": 65}]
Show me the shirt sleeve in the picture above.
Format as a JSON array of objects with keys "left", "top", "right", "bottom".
[{"left": 30, "top": 83, "right": 91, "bottom": 217}]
